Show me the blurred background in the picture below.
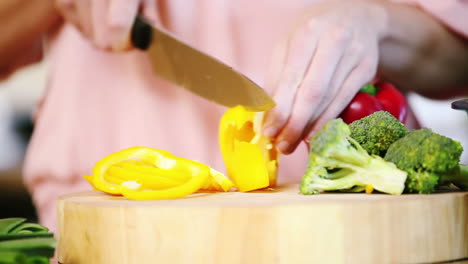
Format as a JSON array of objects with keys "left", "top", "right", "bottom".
[
  {"left": 0, "top": 57, "right": 467, "bottom": 224},
  {"left": 0, "top": 59, "right": 48, "bottom": 222}
]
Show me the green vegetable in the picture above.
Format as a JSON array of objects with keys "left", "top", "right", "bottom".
[
  {"left": 9, "top": 223, "right": 48, "bottom": 235},
  {"left": 0, "top": 238, "right": 56, "bottom": 258},
  {"left": 349, "top": 111, "right": 407, "bottom": 157},
  {"left": 439, "top": 164, "right": 468, "bottom": 190},
  {"left": 299, "top": 118, "right": 407, "bottom": 195},
  {"left": 384, "top": 128, "right": 466, "bottom": 193},
  {"left": 0, "top": 233, "right": 53, "bottom": 242},
  {"left": 0, "top": 251, "right": 27, "bottom": 264},
  {"left": 0, "top": 251, "right": 49, "bottom": 264},
  {"left": 0, "top": 218, "right": 56, "bottom": 264},
  {"left": 0, "top": 218, "right": 28, "bottom": 235}
]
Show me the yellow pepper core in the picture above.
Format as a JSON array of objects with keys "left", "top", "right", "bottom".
[
  {"left": 219, "top": 105, "right": 279, "bottom": 192},
  {"left": 83, "top": 146, "right": 234, "bottom": 200}
]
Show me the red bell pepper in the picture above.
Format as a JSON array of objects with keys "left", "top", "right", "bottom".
[{"left": 339, "top": 81, "right": 408, "bottom": 124}]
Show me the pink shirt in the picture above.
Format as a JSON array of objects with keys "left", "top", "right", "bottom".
[{"left": 23, "top": 0, "right": 468, "bottom": 231}]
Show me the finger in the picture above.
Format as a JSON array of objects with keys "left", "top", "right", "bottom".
[
  {"left": 106, "top": 0, "right": 141, "bottom": 51},
  {"left": 55, "top": 0, "right": 84, "bottom": 34},
  {"left": 274, "top": 28, "right": 349, "bottom": 154},
  {"left": 298, "top": 48, "right": 362, "bottom": 146},
  {"left": 91, "top": 0, "right": 110, "bottom": 49},
  {"left": 305, "top": 56, "right": 378, "bottom": 142},
  {"left": 297, "top": 40, "right": 362, "bottom": 132},
  {"left": 260, "top": 38, "right": 288, "bottom": 139},
  {"left": 263, "top": 38, "right": 288, "bottom": 97},
  {"left": 327, "top": 41, "right": 364, "bottom": 99},
  {"left": 75, "top": 0, "right": 93, "bottom": 39},
  {"left": 142, "top": 0, "right": 159, "bottom": 26},
  {"left": 262, "top": 23, "right": 320, "bottom": 139}
]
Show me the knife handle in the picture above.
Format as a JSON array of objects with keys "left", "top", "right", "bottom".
[
  {"left": 452, "top": 99, "right": 468, "bottom": 112},
  {"left": 131, "top": 15, "right": 153, "bottom": 50}
]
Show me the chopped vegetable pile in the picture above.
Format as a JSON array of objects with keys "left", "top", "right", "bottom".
[
  {"left": 384, "top": 128, "right": 468, "bottom": 193},
  {"left": 83, "top": 105, "right": 277, "bottom": 200},
  {"left": 299, "top": 117, "right": 407, "bottom": 195},
  {"left": 83, "top": 99, "right": 466, "bottom": 199},
  {"left": 300, "top": 111, "right": 468, "bottom": 195}
]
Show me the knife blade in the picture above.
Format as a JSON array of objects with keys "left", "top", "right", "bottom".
[{"left": 130, "top": 16, "right": 275, "bottom": 112}]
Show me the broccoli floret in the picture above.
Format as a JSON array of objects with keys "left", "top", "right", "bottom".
[
  {"left": 384, "top": 128, "right": 464, "bottom": 193},
  {"left": 300, "top": 118, "right": 407, "bottom": 195},
  {"left": 349, "top": 111, "right": 407, "bottom": 157},
  {"left": 438, "top": 164, "right": 468, "bottom": 190}
]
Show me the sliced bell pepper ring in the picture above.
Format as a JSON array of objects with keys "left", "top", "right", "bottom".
[
  {"left": 119, "top": 161, "right": 211, "bottom": 200},
  {"left": 112, "top": 160, "right": 189, "bottom": 183},
  {"left": 83, "top": 146, "right": 233, "bottom": 200},
  {"left": 83, "top": 175, "right": 98, "bottom": 189},
  {"left": 84, "top": 172, "right": 130, "bottom": 191},
  {"left": 106, "top": 164, "right": 182, "bottom": 190},
  {"left": 89, "top": 147, "right": 172, "bottom": 195}
]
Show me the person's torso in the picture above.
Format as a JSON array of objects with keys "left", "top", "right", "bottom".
[{"left": 24, "top": 0, "right": 323, "bottom": 186}]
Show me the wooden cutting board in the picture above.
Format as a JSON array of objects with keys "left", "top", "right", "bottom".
[{"left": 57, "top": 184, "right": 468, "bottom": 264}]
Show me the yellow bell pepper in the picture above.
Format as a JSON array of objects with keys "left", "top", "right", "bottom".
[
  {"left": 119, "top": 158, "right": 211, "bottom": 200},
  {"left": 365, "top": 185, "right": 374, "bottom": 194},
  {"left": 83, "top": 146, "right": 234, "bottom": 200},
  {"left": 219, "top": 106, "right": 279, "bottom": 192},
  {"left": 200, "top": 167, "right": 235, "bottom": 192},
  {"left": 107, "top": 160, "right": 184, "bottom": 189}
]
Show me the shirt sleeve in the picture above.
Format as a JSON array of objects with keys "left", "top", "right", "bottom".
[{"left": 392, "top": 0, "right": 468, "bottom": 37}]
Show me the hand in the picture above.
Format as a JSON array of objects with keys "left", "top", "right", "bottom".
[
  {"left": 55, "top": 0, "right": 158, "bottom": 51},
  {"left": 262, "top": 0, "right": 388, "bottom": 154}
]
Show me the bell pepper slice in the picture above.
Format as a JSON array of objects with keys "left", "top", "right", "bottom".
[
  {"left": 84, "top": 146, "right": 232, "bottom": 200},
  {"left": 232, "top": 141, "right": 270, "bottom": 191},
  {"left": 200, "top": 168, "right": 232, "bottom": 192},
  {"left": 119, "top": 161, "right": 211, "bottom": 200},
  {"left": 106, "top": 164, "right": 182, "bottom": 190},
  {"left": 89, "top": 147, "right": 172, "bottom": 195},
  {"left": 206, "top": 168, "right": 235, "bottom": 192},
  {"left": 219, "top": 106, "right": 278, "bottom": 192}
]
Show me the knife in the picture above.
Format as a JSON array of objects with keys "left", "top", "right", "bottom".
[
  {"left": 452, "top": 99, "right": 468, "bottom": 116},
  {"left": 130, "top": 15, "right": 275, "bottom": 112}
]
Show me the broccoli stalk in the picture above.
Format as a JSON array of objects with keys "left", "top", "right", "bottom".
[
  {"left": 300, "top": 118, "right": 407, "bottom": 195},
  {"left": 384, "top": 128, "right": 465, "bottom": 193}
]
